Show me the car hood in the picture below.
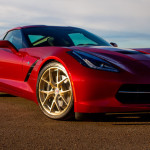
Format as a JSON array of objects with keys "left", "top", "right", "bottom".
[
  {"left": 71, "top": 46, "right": 150, "bottom": 61},
  {"left": 70, "top": 46, "right": 150, "bottom": 73}
]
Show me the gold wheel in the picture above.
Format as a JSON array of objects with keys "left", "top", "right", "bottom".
[{"left": 38, "top": 62, "right": 73, "bottom": 119}]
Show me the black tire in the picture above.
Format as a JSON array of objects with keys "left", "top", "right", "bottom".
[{"left": 36, "top": 62, "right": 74, "bottom": 120}]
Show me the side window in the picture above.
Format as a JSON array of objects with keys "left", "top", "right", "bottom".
[{"left": 4, "top": 30, "right": 23, "bottom": 50}]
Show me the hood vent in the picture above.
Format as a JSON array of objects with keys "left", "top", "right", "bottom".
[{"left": 116, "top": 50, "right": 142, "bottom": 54}]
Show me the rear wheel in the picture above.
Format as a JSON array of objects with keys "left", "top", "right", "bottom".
[{"left": 37, "top": 62, "right": 74, "bottom": 120}]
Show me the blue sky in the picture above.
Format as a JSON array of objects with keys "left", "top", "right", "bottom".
[{"left": 0, "top": 0, "right": 150, "bottom": 48}]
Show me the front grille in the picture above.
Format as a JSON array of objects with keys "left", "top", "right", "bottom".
[{"left": 116, "top": 84, "right": 150, "bottom": 104}]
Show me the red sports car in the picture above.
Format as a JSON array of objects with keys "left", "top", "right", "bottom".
[{"left": 0, "top": 25, "right": 150, "bottom": 120}]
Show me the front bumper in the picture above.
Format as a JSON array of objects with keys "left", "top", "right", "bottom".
[{"left": 69, "top": 63, "right": 150, "bottom": 113}]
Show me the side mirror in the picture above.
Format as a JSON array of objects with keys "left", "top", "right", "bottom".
[
  {"left": 110, "top": 42, "right": 118, "bottom": 47},
  {"left": 0, "top": 40, "right": 18, "bottom": 53}
]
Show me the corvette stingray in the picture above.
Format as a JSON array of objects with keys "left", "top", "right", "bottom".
[{"left": 0, "top": 25, "right": 150, "bottom": 120}]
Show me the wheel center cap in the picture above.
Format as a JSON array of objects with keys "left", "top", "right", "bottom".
[{"left": 55, "top": 88, "right": 59, "bottom": 95}]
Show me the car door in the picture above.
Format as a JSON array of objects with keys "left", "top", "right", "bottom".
[{"left": 0, "top": 30, "right": 24, "bottom": 82}]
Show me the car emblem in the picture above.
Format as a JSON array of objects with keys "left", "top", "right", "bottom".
[
  {"left": 27, "top": 61, "right": 30, "bottom": 65},
  {"left": 55, "top": 88, "right": 59, "bottom": 95}
]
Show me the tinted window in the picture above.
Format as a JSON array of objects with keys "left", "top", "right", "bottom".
[
  {"left": 68, "top": 33, "right": 97, "bottom": 46},
  {"left": 4, "top": 30, "right": 23, "bottom": 49},
  {"left": 23, "top": 27, "right": 111, "bottom": 47}
]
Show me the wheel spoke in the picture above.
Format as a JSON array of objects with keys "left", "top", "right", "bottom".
[
  {"left": 60, "top": 89, "right": 71, "bottom": 95},
  {"left": 49, "top": 82, "right": 56, "bottom": 89},
  {"left": 40, "top": 90, "right": 55, "bottom": 95},
  {"left": 60, "top": 95, "right": 68, "bottom": 105},
  {"left": 41, "top": 78, "right": 49, "bottom": 84},
  {"left": 49, "top": 91, "right": 55, "bottom": 95},
  {"left": 40, "top": 90, "right": 50, "bottom": 94},
  {"left": 49, "top": 100, "right": 55, "bottom": 112},
  {"left": 42, "top": 94, "right": 49, "bottom": 105},
  {"left": 55, "top": 101, "right": 61, "bottom": 111},
  {"left": 57, "top": 77, "right": 68, "bottom": 85},
  {"left": 56, "top": 69, "right": 60, "bottom": 86}
]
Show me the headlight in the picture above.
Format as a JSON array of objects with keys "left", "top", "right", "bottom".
[{"left": 68, "top": 50, "right": 119, "bottom": 72}]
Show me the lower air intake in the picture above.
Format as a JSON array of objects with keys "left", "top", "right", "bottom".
[{"left": 116, "top": 84, "right": 150, "bottom": 104}]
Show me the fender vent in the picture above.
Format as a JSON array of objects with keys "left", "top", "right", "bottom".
[{"left": 24, "top": 60, "right": 39, "bottom": 82}]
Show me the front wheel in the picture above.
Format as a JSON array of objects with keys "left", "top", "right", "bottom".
[{"left": 37, "top": 62, "right": 74, "bottom": 120}]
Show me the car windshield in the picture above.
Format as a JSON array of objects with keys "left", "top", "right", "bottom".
[{"left": 22, "top": 27, "right": 111, "bottom": 47}]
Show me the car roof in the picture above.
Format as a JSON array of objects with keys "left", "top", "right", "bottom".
[{"left": 9, "top": 25, "right": 77, "bottom": 31}]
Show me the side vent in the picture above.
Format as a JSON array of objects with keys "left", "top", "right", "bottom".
[{"left": 24, "top": 60, "right": 39, "bottom": 82}]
